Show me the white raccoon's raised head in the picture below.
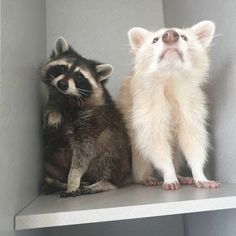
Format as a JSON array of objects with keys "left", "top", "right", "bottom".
[
  {"left": 129, "top": 21, "right": 215, "bottom": 82},
  {"left": 41, "top": 37, "right": 113, "bottom": 103}
]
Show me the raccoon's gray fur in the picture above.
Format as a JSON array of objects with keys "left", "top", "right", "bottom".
[{"left": 41, "top": 37, "right": 132, "bottom": 197}]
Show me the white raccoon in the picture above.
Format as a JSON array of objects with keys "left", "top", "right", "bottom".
[{"left": 119, "top": 21, "right": 220, "bottom": 190}]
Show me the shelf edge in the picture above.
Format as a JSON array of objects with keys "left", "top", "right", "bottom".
[{"left": 15, "top": 195, "right": 236, "bottom": 230}]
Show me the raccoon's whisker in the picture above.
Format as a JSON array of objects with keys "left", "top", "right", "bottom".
[
  {"left": 78, "top": 91, "right": 88, "bottom": 96},
  {"left": 78, "top": 88, "right": 90, "bottom": 92},
  {"left": 213, "top": 33, "right": 223, "bottom": 39},
  {"left": 76, "top": 94, "right": 84, "bottom": 105},
  {"left": 74, "top": 95, "right": 79, "bottom": 101},
  {"left": 49, "top": 74, "right": 55, "bottom": 79}
]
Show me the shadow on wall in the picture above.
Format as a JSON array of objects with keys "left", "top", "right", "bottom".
[{"left": 206, "top": 58, "right": 233, "bottom": 179}]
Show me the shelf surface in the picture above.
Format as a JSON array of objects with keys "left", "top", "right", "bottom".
[{"left": 15, "top": 183, "right": 236, "bottom": 230}]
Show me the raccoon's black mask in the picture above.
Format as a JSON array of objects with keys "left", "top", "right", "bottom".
[{"left": 41, "top": 37, "right": 113, "bottom": 102}]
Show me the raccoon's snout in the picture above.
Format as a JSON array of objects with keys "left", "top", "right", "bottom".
[
  {"left": 162, "top": 30, "right": 179, "bottom": 45},
  {"left": 57, "top": 80, "right": 69, "bottom": 91}
]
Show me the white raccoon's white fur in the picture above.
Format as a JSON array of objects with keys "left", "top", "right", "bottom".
[{"left": 119, "top": 21, "right": 217, "bottom": 188}]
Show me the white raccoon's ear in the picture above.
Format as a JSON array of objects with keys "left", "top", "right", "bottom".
[
  {"left": 191, "top": 21, "right": 215, "bottom": 48},
  {"left": 55, "top": 36, "right": 69, "bottom": 55},
  {"left": 128, "top": 27, "right": 149, "bottom": 51},
  {"left": 96, "top": 64, "right": 113, "bottom": 81}
]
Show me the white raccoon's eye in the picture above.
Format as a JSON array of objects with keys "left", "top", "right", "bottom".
[
  {"left": 181, "top": 34, "right": 188, "bottom": 41},
  {"left": 152, "top": 37, "right": 159, "bottom": 44}
]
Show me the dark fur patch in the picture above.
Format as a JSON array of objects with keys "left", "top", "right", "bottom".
[{"left": 41, "top": 42, "right": 131, "bottom": 194}]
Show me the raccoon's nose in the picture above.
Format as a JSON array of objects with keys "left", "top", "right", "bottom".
[
  {"left": 162, "top": 30, "right": 179, "bottom": 45},
  {"left": 57, "top": 80, "right": 68, "bottom": 91}
]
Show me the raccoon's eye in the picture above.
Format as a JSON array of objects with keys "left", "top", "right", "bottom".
[
  {"left": 152, "top": 37, "right": 159, "bottom": 44},
  {"left": 47, "top": 65, "right": 68, "bottom": 78},
  {"left": 181, "top": 34, "right": 188, "bottom": 41},
  {"left": 74, "top": 72, "right": 86, "bottom": 88},
  {"left": 75, "top": 71, "right": 85, "bottom": 80}
]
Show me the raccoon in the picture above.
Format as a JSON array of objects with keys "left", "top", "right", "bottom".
[
  {"left": 119, "top": 21, "right": 220, "bottom": 190},
  {"left": 41, "top": 37, "right": 132, "bottom": 196}
]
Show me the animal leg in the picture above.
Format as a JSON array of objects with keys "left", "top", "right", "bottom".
[
  {"left": 80, "top": 179, "right": 117, "bottom": 195},
  {"left": 150, "top": 141, "right": 180, "bottom": 190},
  {"left": 177, "top": 113, "right": 220, "bottom": 188},
  {"left": 45, "top": 176, "right": 67, "bottom": 190},
  {"left": 132, "top": 147, "right": 159, "bottom": 186},
  {"left": 60, "top": 148, "right": 88, "bottom": 197}
]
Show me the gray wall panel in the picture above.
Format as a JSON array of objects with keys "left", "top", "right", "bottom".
[
  {"left": 47, "top": 216, "right": 184, "bottom": 236},
  {"left": 0, "top": 0, "right": 46, "bottom": 235},
  {"left": 183, "top": 209, "right": 236, "bottom": 236}
]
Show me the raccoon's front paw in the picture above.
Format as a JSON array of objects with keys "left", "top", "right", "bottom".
[
  {"left": 47, "top": 112, "right": 62, "bottom": 128},
  {"left": 162, "top": 181, "right": 180, "bottom": 190},
  {"left": 195, "top": 180, "right": 221, "bottom": 188},
  {"left": 177, "top": 175, "right": 194, "bottom": 185},
  {"left": 60, "top": 189, "right": 81, "bottom": 198},
  {"left": 80, "top": 186, "right": 92, "bottom": 195},
  {"left": 143, "top": 176, "right": 160, "bottom": 186}
]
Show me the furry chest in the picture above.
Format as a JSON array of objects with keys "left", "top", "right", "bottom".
[{"left": 163, "top": 84, "right": 181, "bottom": 129}]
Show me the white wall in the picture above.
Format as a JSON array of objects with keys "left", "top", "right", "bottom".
[
  {"left": 163, "top": 1, "right": 236, "bottom": 236},
  {"left": 46, "top": 0, "right": 164, "bottom": 98},
  {"left": 0, "top": 0, "right": 46, "bottom": 235}
]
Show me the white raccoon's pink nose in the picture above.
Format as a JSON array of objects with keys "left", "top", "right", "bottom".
[{"left": 162, "top": 30, "right": 179, "bottom": 45}]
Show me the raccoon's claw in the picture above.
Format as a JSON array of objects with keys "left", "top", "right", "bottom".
[
  {"left": 60, "top": 189, "right": 81, "bottom": 198},
  {"left": 162, "top": 181, "right": 180, "bottom": 190}
]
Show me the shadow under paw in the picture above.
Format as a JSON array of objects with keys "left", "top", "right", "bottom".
[
  {"left": 80, "top": 186, "right": 92, "bottom": 195},
  {"left": 60, "top": 189, "right": 81, "bottom": 198}
]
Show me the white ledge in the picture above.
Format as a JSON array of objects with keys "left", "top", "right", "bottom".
[{"left": 15, "top": 183, "right": 236, "bottom": 230}]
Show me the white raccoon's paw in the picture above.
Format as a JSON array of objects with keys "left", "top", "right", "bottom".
[
  {"left": 47, "top": 112, "right": 62, "bottom": 128},
  {"left": 177, "top": 175, "right": 194, "bottom": 185},
  {"left": 162, "top": 180, "right": 180, "bottom": 190},
  {"left": 143, "top": 176, "right": 160, "bottom": 186},
  {"left": 195, "top": 180, "right": 221, "bottom": 188}
]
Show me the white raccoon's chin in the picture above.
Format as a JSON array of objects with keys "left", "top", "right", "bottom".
[
  {"left": 159, "top": 49, "right": 184, "bottom": 62},
  {"left": 147, "top": 56, "right": 189, "bottom": 75}
]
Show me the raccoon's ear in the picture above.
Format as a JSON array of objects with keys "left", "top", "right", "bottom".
[
  {"left": 128, "top": 27, "right": 149, "bottom": 51},
  {"left": 96, "top": 64, "right": 113, "bottom": 82},
  {"left": 54, "top": 36, "right": 69, "bottom": 55},
  {"left": 191, "top": 21, "right": 215, "bottom": 48}
]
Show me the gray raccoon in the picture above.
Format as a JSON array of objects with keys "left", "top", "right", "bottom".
[{"left": 41, "top": 37, "right": 132, "bottom": 197}]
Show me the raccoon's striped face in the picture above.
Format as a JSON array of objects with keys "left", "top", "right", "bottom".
[
  {"left": 45, "top": 60, "right": 94, "bottom": 98},
  {"left": 42, "top": 37, "right": 113, "bottom": 101}
]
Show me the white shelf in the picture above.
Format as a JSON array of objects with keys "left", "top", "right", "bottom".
[{"left": 15, "top": 183, "right": 236, "bottom": 230}]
